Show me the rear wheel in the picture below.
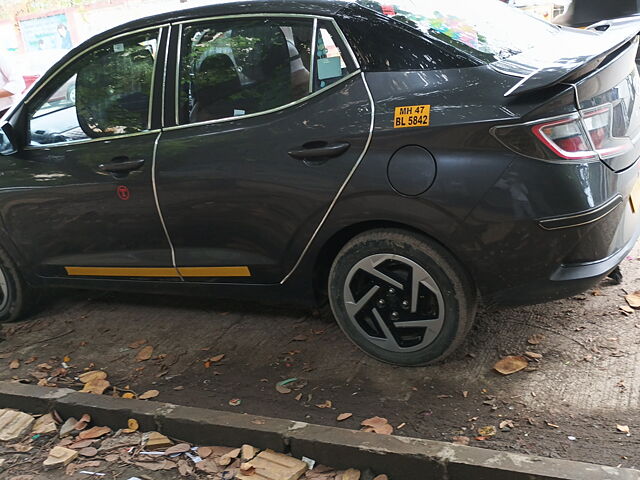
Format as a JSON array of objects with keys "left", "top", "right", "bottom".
[
  {"left": 328, "top": 229, "right": 476, "bottom": 366},
  {"left": 0, "top": 246, "right": 38, "bottom": 323}
]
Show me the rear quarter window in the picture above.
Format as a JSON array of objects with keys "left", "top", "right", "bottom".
[{"left": 336, "top": 4, "right": 477, "bottom": 72}]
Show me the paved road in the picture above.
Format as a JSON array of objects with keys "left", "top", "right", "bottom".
[{"left": 2, "top": 245, "right": 640, "bottom": 469}]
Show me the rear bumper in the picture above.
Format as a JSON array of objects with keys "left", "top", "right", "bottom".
[{"left": 485, "top": 192, "right": 640, "bottom": 306}]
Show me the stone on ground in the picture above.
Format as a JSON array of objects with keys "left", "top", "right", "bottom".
[
  {"left": 237, "top": 449, "right": 307, "bottom": 480},
  {"left": 0, "top": 409, "right": 35, "bottom": 442},
  {"left": 43, "top": 446, "right": 78, "bottom": 469}
]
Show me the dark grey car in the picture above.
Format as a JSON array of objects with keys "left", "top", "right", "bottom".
[{"left": 0, "top": 0, "right": 639, "bottom": 366}]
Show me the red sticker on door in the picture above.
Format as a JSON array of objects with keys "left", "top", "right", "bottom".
[{"left": 117, "top": 185, "right": 130, "bottom": 201}]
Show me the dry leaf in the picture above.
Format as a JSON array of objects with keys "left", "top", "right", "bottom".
[
  {"left": 315, "top": 400, "right": 332, "bottom": 409},
  {"left": 275, "top": 385, "right": 291, "bottom": 394},
  {"left": 494, "top": 356, "right": 528, "bottom": 375},
  {"left": 625, "top": 291, "right": 640, "bottom": 309},
  {"left": 78, "top": 426, "right": 111, "bottom": 440},
  {"left": 499, "top": 420, "right": 515, "bottom": 429},
  {"left": 337, "top": 413, "right": 353, "bottom": 421},
  {"left": 524, "top": 351, "right": 543, "bottom": 360},
  {"left": 80, "top": 379, "right": 110, "bottom": 395},
  {"left": 73, "top": 414, "right": 91, "bottom": 430},
  {"left": 478, "top": 426, "right": 497, "bottom": 437},
  {"left": 527, "top": 334, "right": 545, "bottom": 345},
  {"left": 210, "top": 354, "right": 225, "bottom": 362},
  {"left": 9, "top": 359, "right": 19, "bottom": 369},
  {"left": 122, "top": 392, "right": 135, "bottom": 399},
  {"left": 174, "top": 386, "right": 185, "bottom": 391},
  {"left": 63, "top": 356, "right": 71, "bottom": 362},
  {"left": 451, "top": 436, "right": 470, "bottom": 446},
  {"left": 78, "top": 447, "right": 98, "bottom": 457},
  {"left": 123, "top": 418, "right": 139, "bottom": 433},
  {"left": 361, "top": 416, "right": 393, "bottom": 435},
  {"left": 617, "top": 424, "right": 630, "bottom": 434},
  {"left": 128, "top": 339, "right": 147, "bottom": 349},
  {"left": 136, "top": 346, "right": 154, "bottom": 362},
  {"left": 139, "top": 389, "right": 160, "bottom": 400},
  {"left": 198, "top": 446, "right": 212, "bottom": 458},
  {"left": 293, "top": 334, "right": 308, "bottom": 342},
  {"left": 620, "top": 305, "right": 635, "bottom": 314},
  {"left": 79, "top": 371, "right": 107, "bottom": 384},
  {"left": 24, "top": 357, "right": 37, "bottom": 364},
  {"left": 37, "top": 363, "right": 53, "bottom": 370},
  {"left": 165, "top": 443, "right": 191, "bottom": 455}
]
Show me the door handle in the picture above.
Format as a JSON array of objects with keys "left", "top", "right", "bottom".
[
  {"left": 98, "top": 157, "right": 145, "bottom": 174},
  {"left": 288, "top": 141, "right": 351, "bottom": 161}
]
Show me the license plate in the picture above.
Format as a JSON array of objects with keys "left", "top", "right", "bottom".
[{"left": 630, "top": 178, "right": 640, "bottom": 213}]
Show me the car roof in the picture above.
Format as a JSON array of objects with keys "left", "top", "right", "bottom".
[{"left": 115, "top": 0, "right": 351, "bottom": 33}]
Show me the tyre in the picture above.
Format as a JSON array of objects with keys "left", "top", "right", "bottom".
[
  {"left": 0, "top": 245, "right": 39, "bottom": 323},
  {"left": 328, "top": 229, "right": 476, "bottom": 366}
]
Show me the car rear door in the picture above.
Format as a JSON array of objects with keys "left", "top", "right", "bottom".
[
  {"left": 154, "top": 16, "right": 373, "bottom": 284},
  {"left": 2, "top": 27, "right": 178, "bottom": 281}
]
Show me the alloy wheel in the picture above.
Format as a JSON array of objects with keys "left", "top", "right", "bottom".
[{"left": 343, "top": 254, "right": 444, "bottom": 353}]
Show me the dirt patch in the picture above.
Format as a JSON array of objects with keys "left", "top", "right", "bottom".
[{"left": 2, "top": 245, "right": 640, "bottom": 470}]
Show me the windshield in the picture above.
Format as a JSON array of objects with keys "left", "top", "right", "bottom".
[{"left": 355, "top": 0, "right": 560, "bottom": 62}]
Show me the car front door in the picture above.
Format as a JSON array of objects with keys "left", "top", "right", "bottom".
[
  {"left": 1, "top": 27, "right": 179, "bottom": 281},
  {"left": 155, "top": 16, "right": 373, "bottom": 283}
]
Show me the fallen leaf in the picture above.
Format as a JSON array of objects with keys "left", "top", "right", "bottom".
[
  {"left": 139, "top": 389, "right": 160, "bottom": 400},
  {"left": 68, "top": 439, "right": 95, "bottom": 449},
  {"left": 165, "top": 443, "right": 191, "bottom": 455},
  {"left": 620, "top": 305, "right": 635, "bottom": 314},
  {"left": 361, "top": 416, "right": 393, "bottom": 435},
  {"left": 293, "top": 334, "right": 308, "bottom": 342},
  {"left": 462, "top": 391, "right": 469, "bottom": 398},
  {"left": 78, "top": 426, "right": 111, "bottom": 440},
  {"left": 73, "top": 414, "right": 91, "bottom": 430},
  {"left": 178, "top": 458, "right": 194, "bottom": 476},
  {"left": 173, "top": 386, "right": 184, "bottom": 391},
  {"left": 478, "top": 426, "right": 497, "bottom": 437},
  {"left": 275, "top": 385, "right": 291, "bottom": 394},
  {"left": 295, "top": 393, "right": 303, "bottom": 401},
  {"left": 494, "top": 356, "right": 529, "bottom": 375},
  {"left": 80, "top": 379, "right": 110, "bottom": 395},
  {"left": 315, "top": 400, "right": 332, "bottom": 409},
  {"left": 123, "top": 418, "right": 139, "bottom": 433},
  {"left": 128, "top": 339, "right": 147, "bottom": 349},
  {"left": 8, "top": 443, "right": 33, "bottom": 452},
  {"left": 63, "top": 356, "right": 71, "bottom": 363},
  {"left": 9, "top": 359, "right": 19, "bottom": 369},
  {"left": 625, "top": 291, "right": 640, "bottom": 309},
  {"left": 210, "top": 354, "right": 225, "bottom": 362},
  {"left": 617, "top": 424, "right": 630, "bottom": 434},
  {"left": 527, "top": 334, "right": 545, "bottom": 345},
  {"left": 78, "top": 447, "right": 98, "bottom": 457},
  {"left": 122, "top": 392, "right": 135, "bottom": 399},
  {"left": 136, "top": 345, "right": 154, "bottom": 362},
  {"left": 499, "top": 420, "right": 515, "bottom": 429},
  {"left": 337, "top": 413, "right": 352, "bottom": 422},
  {"left": 37, "top": 363, "right": 53, "bottom": 370},
  {"left": 524, "top": 352, "right": 543, "bottom": 360},
  {"left": 198, "top": 446, "right": 212, "bottom": 458},
  {"left": 451, "top": 436, "right": 470, "bottom": 446},
  {"left": 24, "top": 356, "right": 37, "bottom": 365},
  {"left": 79, "top": 371, "right": 107, "bottom": 384}
]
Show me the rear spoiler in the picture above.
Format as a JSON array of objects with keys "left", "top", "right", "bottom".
[{"left": 496, "top": 26, "right": 640, "bottom": 97}]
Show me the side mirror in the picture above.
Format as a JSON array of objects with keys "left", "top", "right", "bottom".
[{"left": 0, "top": 122, "right": 17, "bottom": 156}]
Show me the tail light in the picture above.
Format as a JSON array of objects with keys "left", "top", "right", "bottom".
[{"left": 492, "top": 103, "right": 634, "bottom": 162}]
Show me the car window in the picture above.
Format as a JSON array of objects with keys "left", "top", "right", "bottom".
[
  {"left": 314, "top": 22, "right": 354, "bottom": 91},
  {"left": 29, "top": 30, "right": 159, "bottom": 146},
  {"left": 354, "top": 0, "right": 560, "bottom": 63},
  {"left": 178, "top": 18, "right": 313, "bottom": 125}
]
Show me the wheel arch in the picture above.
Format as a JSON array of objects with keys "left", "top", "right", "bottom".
[{"left": 311, "top": 220, "right": 478, "bottom": 305}]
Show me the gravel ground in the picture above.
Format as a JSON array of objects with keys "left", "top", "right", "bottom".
[{"left": 1, "top": 244, "right": 640, "bottom": 470}]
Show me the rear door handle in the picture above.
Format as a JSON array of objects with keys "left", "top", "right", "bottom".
[
  {"left": 98, "top": 157, "right": 145, "bottom": 173},
  {"left": 288, "top": 141, "right": 351, "bottom": 161}
]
